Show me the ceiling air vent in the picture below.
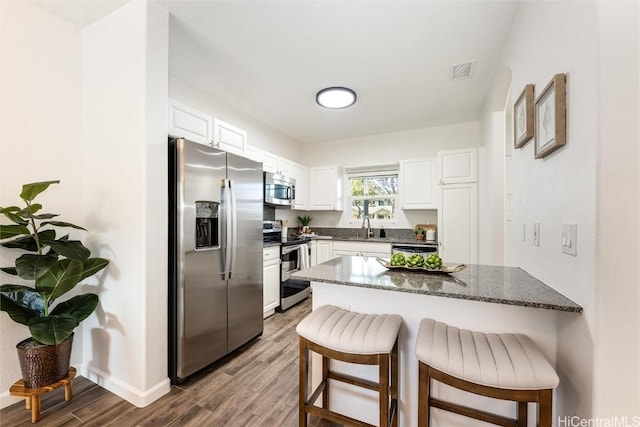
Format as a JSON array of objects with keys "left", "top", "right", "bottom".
[{"left": 450, "top": 61, "right": 475, "bottom": 81}]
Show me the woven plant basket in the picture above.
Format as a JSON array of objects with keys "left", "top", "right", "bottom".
[{"left": 16, "top": 334, "right": 73, "bottom": 389}]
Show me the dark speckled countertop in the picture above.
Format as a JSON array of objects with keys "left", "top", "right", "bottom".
[{"left": 291, "top": 255, "right": 582, "bottom": 313}]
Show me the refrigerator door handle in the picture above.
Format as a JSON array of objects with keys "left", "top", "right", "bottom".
[
  {"left": 223, "top": 179, "right": 232, "bottom": 279},
  {"left": 229, "top": 180, "right": 238, "bottom": 279}
]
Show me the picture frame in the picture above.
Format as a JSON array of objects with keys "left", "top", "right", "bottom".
[
  {"left": 514, "top": 84, "right": 534, "bottom": 148},
  {"left": 534, "top": 73, "right": 566, "bottom": 159}
]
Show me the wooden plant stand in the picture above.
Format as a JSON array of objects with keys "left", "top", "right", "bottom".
[{"left": 9, "top": 367, "right": 76, "bottom": 423}]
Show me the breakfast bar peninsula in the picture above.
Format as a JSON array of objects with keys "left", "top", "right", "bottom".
[{"left": 291, "top": 255, "right": 582, "bottom": 427}]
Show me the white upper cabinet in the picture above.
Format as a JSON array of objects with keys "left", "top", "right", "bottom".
[
  {"left": 168, "top": 99, "right": 213, "bottom": 145},
  {"left": 213, "top": 118, "right": 247, "bottom": 156},
  {"left": 261, "top": 152, "right": 278, "bottom": 173},
  {"left": 243, "top": 145, "right": 263, "bottom": 163},
  {"left": 437, "top": 147, "right": 477, "bottom": 184},
  {"left": 290, "top": 162, "right": 308, "bottom": 210},
  {"left": 309, "top": 166, "right": 343, "bottom": 211},
  {"left": 276, "top": 158, "right": 292, "bottom": 176},
  {"left": 400, "top": 158, "right": 437, "bottom": 210}
]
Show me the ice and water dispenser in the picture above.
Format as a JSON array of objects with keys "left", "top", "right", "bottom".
[{"left": 195, "top": 201, "right": 219, "bottom": 249}]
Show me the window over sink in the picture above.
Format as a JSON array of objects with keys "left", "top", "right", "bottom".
[{"left": 348, "top": 171, "right": 398, "bottom": 222}]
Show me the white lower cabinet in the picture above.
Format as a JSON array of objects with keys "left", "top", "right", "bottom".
[
  {"left": 315, "top": 240, "right": 334, "bottom": 264},
  {"left": 437, "top": 183, "right": 478, "bottom": 265},
  {"left": 263, "top": 246, "right": 280, "bottom": 318},
  {"left": 332, "top": 241, "right": 391, "bottom": 258}
]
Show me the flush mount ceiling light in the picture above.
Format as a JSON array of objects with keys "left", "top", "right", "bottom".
[{"left": 316, "top": 87, "right": 357, "bottom": 109}]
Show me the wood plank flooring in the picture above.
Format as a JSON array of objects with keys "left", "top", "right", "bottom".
[{"left": 1, "top": 298, "right": 340, "bottom": 427}]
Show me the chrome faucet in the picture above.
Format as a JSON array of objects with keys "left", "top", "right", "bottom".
[{"left": 361, "top": 215, "right": 373, "bottom": 239}]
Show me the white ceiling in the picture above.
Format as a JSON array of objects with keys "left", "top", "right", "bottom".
[{"left": 33, "top": 0, "right": 521, "bottom": 144}]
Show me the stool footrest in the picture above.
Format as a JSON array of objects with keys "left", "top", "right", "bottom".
[
  {"left": 307, "top": 403, "right": 377, "bottom": 427},
  {"left": 328, "top": 371, "right": 379, "bottom": 392},
  {"left": 430, "top": 397, "right": 518, "bottom": 427}
]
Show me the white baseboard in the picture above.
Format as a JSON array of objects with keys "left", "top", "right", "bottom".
[
  {"left": 80, "top": 364, "right": 171, "bottom": 408},
  {"left": 1, "top": 390, "right": 20, "bottom": 409},
  {"left": 1, "top": 368, "right": 171, "bottom": 410}
]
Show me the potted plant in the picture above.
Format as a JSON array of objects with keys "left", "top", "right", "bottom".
[
  {"left": 297, "top": 215, "right": 312, "bottom": 234},
  {"left": 414, "top": 226, "right": 426, "bottom": 241},
  {"left": 0, "top": 181, "right": 109, "bottom": 388}
]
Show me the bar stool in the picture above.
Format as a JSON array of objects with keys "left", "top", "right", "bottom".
[
  {"left": 297, "top": 305, "right": 402, "bottom": 427},
  {"left": 415, "top": 318, "right": 559, "bottom": 427}
]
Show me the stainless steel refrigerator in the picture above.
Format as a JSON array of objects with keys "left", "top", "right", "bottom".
[{"left": 168, "top": 137, "right": 263, "bottom": 383}]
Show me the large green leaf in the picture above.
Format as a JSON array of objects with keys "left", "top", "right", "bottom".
[
  {"left": 28, "top": 315, "right": 76, "bottom": 345},
  {"left": 0, "top": 224, "right": 30, "bottom": 239},
  {"left": 1, "top": 229, "right": 56, "bottom": 252},
  {"left": 22, "top": 213, "right": 59, "bottom": 220},
  {"left": 50, "top": 294, "right": 98, "bottom": 325},
  {"left": 48, "top": 240, "right": 90, "bottom": 261},
  {"left": 41, "top": 221, "right": 86, "bottom": 231},
  {"left": 20, "top": 181, "right": 60, "bottom": 202},
  {"left": 1, "top": 267, "right": 18, "bottom": 275},
  {"left": 15, "top": 254, "right": 58, "bottom": 280},
  {"left": 35, "top": 259, "right": 83, "bottom": 301},
  {"left": 0, "top": 206, "right": 27, "bottom": 225},
  {"left": 0, "top": 285, "right": 45, "bottom": 324},
  {"left": 79, "top": 258, "right": 109, "bottom": 281},
  {"left": 19, "top": 204, "right": 42, "bottom": 216}
]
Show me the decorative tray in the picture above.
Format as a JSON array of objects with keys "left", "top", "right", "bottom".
[{"left": 375, "top": 258, "right": 467, "bottom": 274}]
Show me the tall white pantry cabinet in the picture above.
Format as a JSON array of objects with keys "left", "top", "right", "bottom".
[{"left": 437, "top": 148, "right": 478, "bottom": 265}]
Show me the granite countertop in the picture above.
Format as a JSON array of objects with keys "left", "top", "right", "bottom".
[{"left": 291, "top": 255, "right": 583, "bottom": 313}]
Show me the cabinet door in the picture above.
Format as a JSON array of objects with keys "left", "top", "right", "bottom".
[
  {"left": 213, "top": 118, "right": 246, "bottom": 156},
  {"left": 263, "top": 257, "right": 280, "bottom": 318},
  {"left": 437, "top": 183, "right": 478, "bottom": 265},
  {"left": 309, "top": 166, "right": 343, "bottom": 211},
  {"left": 290, "top": 162, "right": 308, "bottom": 210},
  {"left": 316, "top": 241, "right": 334, "bottom": 264},
  {"left": 244, "top": 145, "right": 263, "bottom": 163},
  {"left": 168, "top": 100, "right": 212, "bottom": 145},
  {"left": 400, "top": 158, "right": 437, "bottom": 209},
  {"left": 437, "top": 148, "right": 477, "bottom": 184},
  {"left": 262, "top": 152, "right": 278, "bottom": 173},
  {"left": 276, "top": 158, "right": 291, "bottom": 176}
]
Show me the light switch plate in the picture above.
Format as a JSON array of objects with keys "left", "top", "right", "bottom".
[
  {"left": 533, "top": 223, "right": 540, "bottom": 246},
  {"left": 561, "top": 223, "right": 577, "bottom": 256}
]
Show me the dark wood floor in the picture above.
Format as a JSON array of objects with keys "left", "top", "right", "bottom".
[{"left": 1, "top": 298, "right": 339, "bottom": 427}]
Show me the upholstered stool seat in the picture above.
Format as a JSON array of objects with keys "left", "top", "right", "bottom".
[
  {"left": 297, "top": 305, "right": 402, "bottom": 427},
  {"left": 416, "top": 318, "right": 559, "bottom": 427}
]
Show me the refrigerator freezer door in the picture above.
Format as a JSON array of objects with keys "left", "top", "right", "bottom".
[
  {"left": 226, "top": 153, "right": 264, "bottom": 352},
  {"left": 175, "top": 140, "right": 228, "bottom": 379}
]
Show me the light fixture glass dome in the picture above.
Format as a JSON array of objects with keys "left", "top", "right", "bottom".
[{"left": 316, "top": 87, "right": 357, "bottom": 109}]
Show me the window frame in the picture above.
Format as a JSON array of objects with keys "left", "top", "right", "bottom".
[{"left": 347, "top": 170, "right": 398, "bottom": 224}]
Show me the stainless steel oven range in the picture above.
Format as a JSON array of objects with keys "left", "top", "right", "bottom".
[{"left": 262, "top": 221, "right": 311, "bottom": 311}]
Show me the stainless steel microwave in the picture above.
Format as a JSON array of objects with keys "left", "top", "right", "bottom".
[{"left": 264, "top": 172, "right": 295, "bottom": 207}]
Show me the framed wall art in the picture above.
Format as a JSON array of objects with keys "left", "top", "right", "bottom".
[
  {"left": 535, "top": 73, "right": 567, "bottom": 159},
  {"left": 514, "top": 84, "right": 534, "bottom": 148}
]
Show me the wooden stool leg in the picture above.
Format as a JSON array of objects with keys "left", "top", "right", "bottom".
[
  {"left": 538, "top": 389, "right": 553, "bottom": 427},
  {"left": 299, "top": 337, "right": 308, "bottom": 427},
  {"left": 391, "top": 340, "right": 398, "bottom": 427},
  {"left": 379, "top": 353, "right": 390, "bottom": 427},
  {"left": 517, "top": 401, "right": 528, "bottom": 426},
  {"left": 321, "top": 355, "right": 330, "bottom": 409},
  {"left": 418, "top": 362, "right": 429, "bottom": 427},
  {"left": 25, "top": 396, "right": 31, "bottom": 410},
  {"left": 64, "top": 381, "right": 73, "bottom": 401},
  {"left": 31, "top": 396, "right": 41, "bottom": 423}
]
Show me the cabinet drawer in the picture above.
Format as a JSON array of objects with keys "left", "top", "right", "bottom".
[
  {"left": 263, "top": 246, "right": 280, "bottom": 261},
  {"left": 332, "top": 241, "right": 390, "bottom": 254}
]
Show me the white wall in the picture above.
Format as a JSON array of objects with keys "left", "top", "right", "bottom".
[
  {"left": 0, "top": 0, "right": 84, "bottom": 408},
  {"left": 481, "top": 0, "right": 640, "bottom": 418},
  {"left": 81, "top": 0, "right": 170, "bottom": 406},
  {"left": 294, "top": 122, "right": 479, "bottom": 229}
]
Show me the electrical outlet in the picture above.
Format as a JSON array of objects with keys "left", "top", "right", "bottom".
[
  {"left": 561, "top": 224, "right": 577, "bottom": 256},
  {"left": 533, "top": 223, "right": 540, "bottom": 246}
]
